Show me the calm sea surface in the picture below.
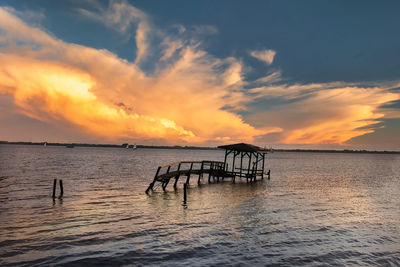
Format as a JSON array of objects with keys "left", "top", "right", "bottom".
[{"left": 0, "top": 145, "right": 399, "bottom": 266}]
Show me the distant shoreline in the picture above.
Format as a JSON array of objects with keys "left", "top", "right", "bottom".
[{"left": 1, "top": 141, "right": 399, "bottom": 154}]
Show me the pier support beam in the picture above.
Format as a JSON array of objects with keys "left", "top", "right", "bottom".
[
  {"left": 261, "top": 154, "right": 265, "bottom": 179},
  {"left": 145, "top": 166, "right": 161, "bottom": 194},
  {"left": 162, "top": 179, "right": 170, "bottom": 191},
  {"left": 198, "top": 162, "right": 204, "bottom": 185},
  {"left": 52, "top": 179, "right": 57, "bottom": 199},
  {"left": 145, "top": 182, "right": 155, "bottom": 194},
  {"left": 174, "top": 175, "right": 179, "bottom": 189},
  {"left": 59, "top": 179, "right": 64, "bottom": 198},
  {"left": 183, "top": 183, "right": 187, "bottom": 204}
]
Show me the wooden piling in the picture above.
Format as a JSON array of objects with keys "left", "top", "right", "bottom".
[
  {"left": 186, "top": 163, "right": 193, "bottom": 184},
  {"left": 145, "top": 182, "right": 154, "bottom": 194},
  {"left": 174, "top": 176, "right": 179, "bottom": 189},
  {"left": 145, "top": 166, "right": 161, "bottom": 194},
  {"left": 59, "top": 179, "right": 64, "bottom": 198},
  {"left": 254, "top": 153, "right": 259, "bottom": 182},
  {"left": 208, "top": 162, "right": 213, "bottom": 183},
  {"left": 239, "top": 152, "right": 243, "bottom": 180},
  {"left": 198, "top": 162, "right": 204, "bottom": 185},
  {"left": 248, "top": 152, "right": 252, "bottom": 175},
  {"left": 162, "top": 179, "right": 170, "bottom": 191},
  {"left": 52, "top": 179, "right": 57, "bottom": 198},
  {"left": 183, "top": 183, "right": 187, "bottom": 204},
  {"left": 261, "top": 153, "right": 265, "bottom": 179}
]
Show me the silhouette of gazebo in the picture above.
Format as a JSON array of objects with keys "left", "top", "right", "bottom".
[{"left": 218, "top": 143, "right": 269, "bottom": 182}]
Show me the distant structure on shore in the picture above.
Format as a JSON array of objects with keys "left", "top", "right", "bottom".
[
  {"left": 122, "top": 143, "right": 137, "bottom": 149},
  {"left": 0, "top": 141, "right": 399, "bottom": 154}
]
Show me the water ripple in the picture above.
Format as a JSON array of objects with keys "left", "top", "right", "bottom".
[{"left": 0, "top": 146, "right": 399, "bottom": 266}]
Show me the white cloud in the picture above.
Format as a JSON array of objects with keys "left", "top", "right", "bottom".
[
  {"left": 160, "top": 38, "right": 184, "bottom": 61},
  {"left": 78, "top": 0, "right": 147, "bottom": 34},
  {"left": 78, "top": 0, "right": 151, "bottom": 63},
  {"left": 250, "top": 49, "right": 276, "bottom": 65}
]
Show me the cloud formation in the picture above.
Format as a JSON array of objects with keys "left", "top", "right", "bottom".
[
  {"left": 0, "top": 2, "right": 399, "bottom": 147},
  {"left": 77, "top": 0, "right": 150, "bottom": 63},
  {"left": 0, "top": 6, "right": 264, "bottom": 144},
  {"left": 250, "top": 49, "right": 276, "bottom": 65},
  {"left": 247, "top": 83, "right": 399, "bottom": 145}
]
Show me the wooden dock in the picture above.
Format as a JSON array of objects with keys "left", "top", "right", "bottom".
[
  {"left": 145, "top": 143, "right": 271, "bottom": 194},
  {"left": 145, "top": 161, "right": 227, "bottom": 193}
]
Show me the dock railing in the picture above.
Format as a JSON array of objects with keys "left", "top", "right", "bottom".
[{"left": 145, "top": 160, "right": 226, "bottom": 193}]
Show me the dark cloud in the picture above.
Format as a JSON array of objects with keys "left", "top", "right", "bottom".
[
  {"left": 348, "top": 119, "right": 400, "bottom": 150},
  {"left": 379, "top": 100, "right": 400, "bottom": 109}
]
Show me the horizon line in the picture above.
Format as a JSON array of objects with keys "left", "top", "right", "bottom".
[{"left": 1, "top": 140, "right": 399, "bottom": 154}]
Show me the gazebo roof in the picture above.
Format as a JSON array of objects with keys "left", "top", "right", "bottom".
[{"left": 217, "top": 143, "right": 265, "bottom": 153}]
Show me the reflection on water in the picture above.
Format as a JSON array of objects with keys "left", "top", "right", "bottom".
[{"left": 0, "top": 145, "right": 399, "bottom": 265}]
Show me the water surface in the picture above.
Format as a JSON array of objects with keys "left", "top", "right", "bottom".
[{"left": 0, "top": 145, "right": 399, "bottom": 266}]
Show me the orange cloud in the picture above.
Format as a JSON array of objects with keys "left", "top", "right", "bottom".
[
  {"left": 0, "top": 7, "right": 264, "bottom": 144},
  {"left": 0, "top": 5, "right": 399, "bottom": 146},
  {"left": 247, "top": 85, "right": 399, "bottom": 145}
]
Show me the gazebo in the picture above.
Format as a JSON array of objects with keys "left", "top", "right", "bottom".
[
  {"left": 145, "top": 142, "right": 271, "bottom": 193},
  {"left": 218, "top": 143, "right": 270, "bottom": 182}
]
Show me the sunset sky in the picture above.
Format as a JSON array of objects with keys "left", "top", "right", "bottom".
[{"left": 1, "top": 0, "right": 399, "bottom": 149}]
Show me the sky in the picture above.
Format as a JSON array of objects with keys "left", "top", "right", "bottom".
[{"left": 0, "top": 0, "right": 399, "bottom": 150}]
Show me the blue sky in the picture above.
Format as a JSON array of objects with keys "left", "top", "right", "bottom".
[
  {"left": 0, "top": 0, "right": 399, "bottom": 149},
  {"left": 11, "top": 0, "right": 399, "bottom": 82}
]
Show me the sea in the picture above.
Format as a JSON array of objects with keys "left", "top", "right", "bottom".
[{"left": 0, "top": 144, "right": 399, "bottom": 266}]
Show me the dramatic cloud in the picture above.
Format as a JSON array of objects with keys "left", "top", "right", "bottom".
[
  {"left": 0, "top": 6, "right": 264, "bottom": 144},
  {"left": 77, "top": 0, "right": 147, "bottom": 34},
  {"left": 78, "top": 0, "right": 150, "bottom": 63},
  {"left": 247, "top": 83, "right": 400, "bottom": 145},
  {"left": 250, "top": 49, "right": 276, "bottom": 65},
  {"left": 0, "top": 2, "right": 399, "bottom": 147}
]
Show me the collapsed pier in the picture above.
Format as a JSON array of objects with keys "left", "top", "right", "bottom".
[{"left": 145, "top": 143, "right": 271, "bottom": 193}]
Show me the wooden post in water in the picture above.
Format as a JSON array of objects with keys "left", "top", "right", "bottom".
[
  {"left": 146, "top": 166, "right": 161, "bottom": 194},
  {"left": 261, "top": 153, "right": 265, "bottom": 179},
  {"left": 254, "top": 153, "right": 258, "bottom": 182},
  {"left": 223, "top": 150, "right": 228, "bottom": 171},
  {"left": 174, "top": 163, "right": 181, "bottom": 189},
  {"left": 198, "top": 162, "right": 204, "bottom": 185},
  {"left": 162, "top": 179, "right": 170, "bottom": 191},
  {"left": 239, "top": 152, "right": 243, "bottom": 179},
  {"left": 174, "top": 175, "right": 180, "bottom": 189},
  {"left": 183, "top": 183, "right": 187, "bottom": 204},
  {"left": 59, "top": 179, "right": 64, "bottom": 198},
  {"left": 186, "top": 162, "right": 193, "bottom": 184},
  {"left": 248, "top": 153, "right": 252, "bottom": 175},
  {"left": 52, "top": 179, "right": 57, "bottom": 199},
  {"left": 216, "top": 163, "right": 219, "bottom": 183},
  {"left": 208, "top": 162, "right": 213, "bottom": 183},
  {"left": 166, "top": 166, "right": 171, "bottom": 175},
  {"left": 247, "top": 152, "right": 252, "bottom": 182},
  {"left": 232, "top": 151, "right": 236, "bottom": 173}
]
